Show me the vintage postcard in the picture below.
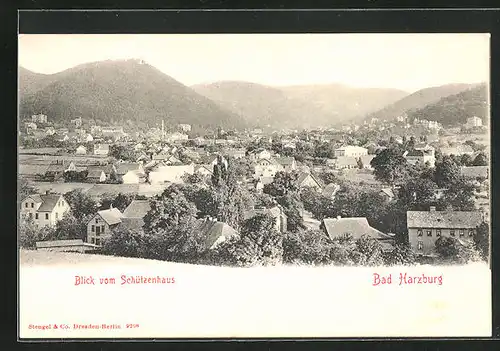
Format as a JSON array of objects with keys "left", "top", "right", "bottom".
[{"left": 18, "top": 33, "right": 491, "bottom": 339}]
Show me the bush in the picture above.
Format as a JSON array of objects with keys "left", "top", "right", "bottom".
[{"left": 283, "top": 230, "right": 331, "bottom": 265}]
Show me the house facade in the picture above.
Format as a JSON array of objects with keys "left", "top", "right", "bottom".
[
  {"left": 254, "top": 158, "right": 282, "bottom": 179},
  {"left": 407, "top": 207, "right": 483, "bottom": 256},
  {"left": 20, "top": 193, "right": 70, "bottom": 227},
  {"left": 149, "top": 164, "right": 195, "bottom": 184},
  {"left": 94, "top": 144, "right": 110, "bottom": 156},
  {"left": 334, "top": 146, "right": 368, "bottom": 157},
  {"left": 86, "top": 208, "right": 123, "bottom": 245},
  {"left": 404, "top": 149, "right": 436, "bottom": 167}
]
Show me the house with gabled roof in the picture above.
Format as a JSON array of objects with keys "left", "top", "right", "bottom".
[
  {"left": 275, "top": 157, "right": 297, "bottom": 172},
  {"left": 114, "top": 163, "right": 145, "bottom": 184},
  {"left": 193, "top": 217, "right": 239, "bottom": 250},
  {"left": 407, "top": 206, "right": 484, "bottom": 256},
  {"left": 86, "top": 168, "right": 107, "bottom": 183},
  {"left": 297, "top": 172, "right": 323, "bottom": 191},
  {"left": 86, "top": 207, "right": 123, "bottom": 246},
  {"left": 320, "top": 216, "right": 395, "bottom": 252},
  {"left": 254, "top": 157, "right": 282, "bottom": 179},
  {"left": 20, "top": 193, "right": 70, "bottom": 227}
]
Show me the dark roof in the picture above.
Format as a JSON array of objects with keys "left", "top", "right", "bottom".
[
  {"left": 460, "top": 166, "right": 488, "bottom": 179},
  {"left": 406, "top": 150, "right": 425, "bottom": 157},
  {"left": 122, "top": 200, "right": 151, "bottom": 219},
  {"left": 117, "top": 217, "right": 146, "bottom": 233},
  {"left": 86, "top": 168, "right": 106, "bottom": 179},
  {"left": 37, "top": 194, "right": 64, "bottom": 212},
  {"left": 115, "top": 163, "right": 142, "bottom": 175},
  {"left": 275, "top": 157, "right": 296, "bottom": 166},
  {"left": 194, "top": 218, "right": 239, "bottom": 250},
  {"left": 407, "top": 210, "right": 483, "bottom": 229},
  {"left": 322, "top": 217, "right": 392, "bottom": 240},
  {"left": 96, "top": 208, "right": 123, "bottom": 226},
  {"left": 297, "top": 172, "right": 322, "bottom": 187}
]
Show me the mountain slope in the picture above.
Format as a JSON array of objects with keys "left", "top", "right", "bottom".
[
  {"left": 19, "top": 60, "right": 246, "bottom": 130},
  {"left": 193, "top": 81, "right": 332, "bottom": 129},
  {"left": 407, "top": 83, "right": 488, "bottom": 126},
  {"left": 193, "top": 81, "right": 409, "bottom": 129},
  {"left": 365, "top": 83, "right": 478, "bottom": 122},
  {"left": 18, "top": 67, "right": 55, "bottom": 97},
  {"left": 280, "top": 84, "right": 408, "bottom": 123}
]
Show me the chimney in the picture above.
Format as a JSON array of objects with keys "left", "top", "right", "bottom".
[
  {"left": 430, "top": 206, "right": 436, "bottom": 212},
  {"left": 45, "top": 190, "right": 50, "bottom": 195}
]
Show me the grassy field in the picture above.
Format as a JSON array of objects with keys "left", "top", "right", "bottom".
[{"left": 31, "top": 182, "right": 170, "bottom": 197}]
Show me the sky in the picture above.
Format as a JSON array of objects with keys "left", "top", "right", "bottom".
[{"left": 18, "top": 33, "right": 490, "bottom": 93}]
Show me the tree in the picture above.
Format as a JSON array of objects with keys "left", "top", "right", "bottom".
[
  {"left": 383, "top": 243, "right": 416, "bottom": 266},
  {"left": 18, "top": 178, "right": 36, "bottom": 201},
  {"left": 263, "top": 171, "right": 300, "bottom": 198},
  {"left": 353, "top": 235, "right": 384, "bottom": 266},
  {"left": 460, "top": 153, "right": 473, "bottom": 167},
  {"left": 317, "top": 171, "right": 339, "bottom": 186},
  {"left": 276, "top": 193, "right": 306, "bottom": 232},
  {"left": 472, "top": 152, "right": 488, "bottom": 166},
  {"left": 439, "top": 177, "right": 476, "bottom": 211},
  {"left": 63, "top": 189, "right": 99, "bottom": 220},
  {"left": 53, "top": 211, "right": 88, "bottom": 241},
  {"left": 109, "top": 144, "right": 138, "bottom": 162},
  {"left": 214, "top": 213, "right": 283, "bottom": 266},
  {"left": 64, "top": 170, "right": 88, "bottom": 182},
  {"left": 142, "top": 187, "right": 203, "bottom": 262},
  {"left": 370, "top": 146, "right": 409, "bottom": 186},
  {"left": 434, "top": 155, "right": 460, "bottom": 188},
  {"left": 19, "top": 218, "right": 55, "bottom": 249},
  {"left": 474, "top": 221, "right": 489, "bottom": 262},
  {"left": 435, "top": 236, "right": 461, "bottom": 260},
  {"left": 283, "top": 229, "right": 331, "bottom": 265},
  {"left": 102, "top": 225, "right": 146, "bottom": 258},
  {"left": 210, "top": 155, "right": 253, "bottom": 229}
]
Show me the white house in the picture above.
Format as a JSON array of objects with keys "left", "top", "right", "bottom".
[
  {"left": 254, "top": 158, "right": 282, "bottom": 179},
  {"left": 94, "top": 143, "right": 110, "bottom": 156},
  {"left": 404, "top": 149, "right": 436, "bottom": 168},
  {"left": 149, "top": 164, "right": 195, "bottom": 184},
  {"left": 86, "top": 207, "right": 123, "bottom": 246},
  {"left": 20, "top": 193, "right": 70, "bottom": 227},
  {"left": 75, "top": 145, "right": 87, "bottom": 155},
  {"left": 334, "top": 146, "right": 368, "bottom": 157},
  {"left": 465, "top": 116, "right": 483, "bottom": 129},
  {"left": 114, "top": 163, "right": 145, "bottom": 184}
]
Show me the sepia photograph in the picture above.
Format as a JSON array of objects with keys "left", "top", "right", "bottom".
[{"left": 18, "top": 33, "right": 491, "bottom": 338}]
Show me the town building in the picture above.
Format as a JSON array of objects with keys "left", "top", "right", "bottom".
[
  {"left": 75, "top": 145, "right": 87, "bottom": 155},
  {"left": 297, "top": 172, "right": 323, "bottom": 191},
  {"left": 404, "top": 149, "right": 436, "bottom": 168},
  {"left": 36, "top": 239, "right": 98, "bottom": 253},
  {"left": 440, "top": 145, "right": 475, "bottom": 156},
  {"left": 94, "top": 144, "right": 110, "bottom": 156},
  {"left": 20, "top": 193, "right": 70, "bottom": 227},
  {"left": 254, "top": 158, "right": 282, "bottom": 179},
  {"left": 31, "top": 114, "right": 48, "bottom": 123},
  {"left": 178, "top": 124, "right": 192, "bottom": 133},
  {"left": 114, "top": 163, "right": 145, "bottom": 184},
  {"left": 407, "top": 206, "right": 483, "bottom": 256},
  {"left": 148, "top": 163, "right": 195, "bottom": 184},
  {"left": 465, "top": 116, "right": 483, "bottom": 129},
  {"left": 320, "top": 216, "right": 395, "bottom": 252},
  {"left": 86, "top": 207, "right": 123, "bottom": 246},
  {"left": 194, "top": 217, "right": 239, "bottom": 250},
  {"left": 247, "top": 205, "right": 288, "bottom": 233},
  {"left": 334, "top": 146, "right": 368, "bottom": 157}
]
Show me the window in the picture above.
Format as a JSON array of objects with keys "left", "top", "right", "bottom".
[
  {"left": 91, "top": 225, "right": 95, "bottom": 232},
  {"left": 31, "top": 203, "right": 34, "bottom": 208},
  {"left": 469, "top": 230, "right": 474, "bottom": 237},
  {"left": 427, "top": 230, "right": 432, "bottom": 237},
  {"left": 35, "top": 213, "right": 38, "bottom": 219},
  {"left": 459, "top": 229, "right": 464, "bottom": 237},
  {"left": 417, "top": 241, "right": 423, "bottom": 250},
  {"left": 95, "top": 239, "right": 101, "bottom": 246},
  {"left": 450, "top": 230, "right": 455, "bottom": 237},
  {"left": 91, "top": 237, "right": 95, "bottom": 244},
  {"left": 417, "top": 229, "right": 423, "bottom": 237},
  {"left": 436, "top": 229, "right": 441, "bottom": 237},
  {"left": 101, "top": 225, "right": 105, "bottom": 232},
  {"left": 28, "top": 213, "right": 32, "bottom": 219},
  {"left": 95, "top": 218, "right": 99, "bottom": 224},
  {"left": 25, "top": 203, "right": 28, "bottom": 208},
  {"left": 45, "top": 213, "right": 48, "bottom": 220}
]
